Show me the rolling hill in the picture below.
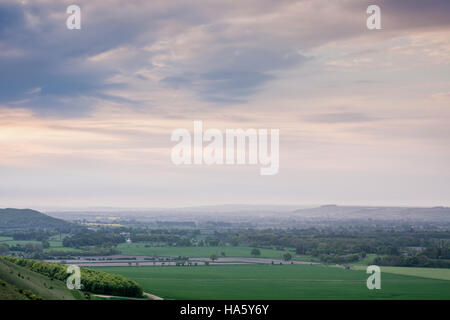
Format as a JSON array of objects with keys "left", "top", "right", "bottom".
[
  {"left": 0, "top": 257, "right": 83, "bottom": 300},
  {"left": 0, "top": 208, "right": 76, "bottom": 231}
]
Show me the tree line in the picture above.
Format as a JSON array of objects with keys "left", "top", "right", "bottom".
[{"left": 2, "top": 256, "right": 143, "bottom": 297}]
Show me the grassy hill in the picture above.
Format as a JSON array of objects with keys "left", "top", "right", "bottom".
[
  {"left": 0, "top": 279, "right": 31, "bottom": 300},
  {"left": 0, "top": 208, "right": 75, "bottom": 230},
  {"left": 0, "top": 257, "right": 83, "bottom": 300},
  {"left": 2, "top": 256, "right": 143, "bottom": 298}
]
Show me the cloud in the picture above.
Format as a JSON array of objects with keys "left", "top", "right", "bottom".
[
  {"left": 1, "top": 0, "right": 450, "bottom": 117},
  {"left": 431, "top": 92, "right": 450, "bottom": 100},
  {"left": 303, "top": 112, "right": 378, "bottom": 124}
]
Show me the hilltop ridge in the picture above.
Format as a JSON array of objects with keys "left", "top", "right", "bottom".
[{"left": 0, "top": 208, "right": 76, "bottom": 230}]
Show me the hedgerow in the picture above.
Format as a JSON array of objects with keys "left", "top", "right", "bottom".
[{"left": 2, "top": 257, "right": 143, "bottom": 297}]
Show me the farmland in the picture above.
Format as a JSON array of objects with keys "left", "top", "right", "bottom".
[
  {"left": 2, "top": 207, "right": 449, "bottom": 301},
  {"left": 117, "top": 243, "right": 316, "bottom": 261},
  {"left": 96, "top": 264, "right": 450, "bottom": 300},
  {"left": 353, "top": 265, "right": 450, "bottom": 281}
]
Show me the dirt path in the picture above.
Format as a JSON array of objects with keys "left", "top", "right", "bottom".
[
  {"left": 92, "top": 292, "right": 163, "bottom": 300},
  {"left": 143, "top": 292, "right": 164, "bottom": 300}
]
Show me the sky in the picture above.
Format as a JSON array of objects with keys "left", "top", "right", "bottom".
[{"left": 0, "top": 0, "right": 449, "bottom": 208}]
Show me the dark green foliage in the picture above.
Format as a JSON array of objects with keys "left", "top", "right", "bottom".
[
  {"left": 2, "top": 257, "right": 143, "bottom": 297},
  {"left": 209, "top": 254, "right": 218, "bottom": 261},
  {"left": 320, "top": 253, "right": 361, "bottom": 264},
  {"left": 373, "top": 255, "right": 450, "bottom": 268},
  {"left": 63, "top": 230, "right": 125, "bottom": 247},
  {"left": 420, "top": 245, "right": 450, "bottom": 259},
  {"left": 0, "top": 208, "right": 76, "bottom": 231},
  {"left": 251, "top": 248, "right": 261, "bottom": 256},
  {"left": 47, "top": 246, "right": 120, "bottom": 257},
  {"left": 0, "top": 244, "right": 9, "bottom": 254},
  {"left": 283, "top": 252, "right": 292, "bottom": 261},
  {"left": 131, "top": 229, "right": 199, "bottom": 246}
]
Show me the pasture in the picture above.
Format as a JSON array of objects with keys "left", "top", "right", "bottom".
[
  {"left": 96, "top": 264, "right": 450, "bottom": 300},
  {"left": 117, "top": 244, "right": 316, "bottom": 261},
  {"left": 353, "top": 265, "right": 450, "bottom": 281}
]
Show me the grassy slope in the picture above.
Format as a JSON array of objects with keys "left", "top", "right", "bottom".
[
  {"left": 117, "top": 244, "right": 317, "bottom": 261},
  {"left": 0, "top": 280, "right": 29, "bottom": 300},
  {"left": 96, "top": 264, "right": 450, "bottom": 300},
  {"left": 0, "top": 258, "right": 83, "bottom": 300}
]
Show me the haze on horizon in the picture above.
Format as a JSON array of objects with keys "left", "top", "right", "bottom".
[{"left": 1, "top": 0, "right": 449, "bottom": 209}]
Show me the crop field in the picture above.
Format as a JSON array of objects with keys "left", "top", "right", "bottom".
[
  {"left": 0, "top": 237, "right": 82, "bottom": 253},
  {"left": 117, "top": 244, "right": 316, "bottom": 261},
  {"left": 96, "top": 264, "right": 450, "bottom": 300},
  {"left": 0, "top": 237, "right": 82, "bottom": 252},
  {"left": 353, "top": 265, "right": 450, "bottom": 281}
]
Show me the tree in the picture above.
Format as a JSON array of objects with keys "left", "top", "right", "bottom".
[
  {"left": 251, "top": 248, "right": 261, "bottom": 257},
  {"left": 283, "top": 253, "right": 292, "bottom": 261},
  {"left": 210, "top": 254, "right": 218, "bottom": 261},
  {"left": 0, "top": 244, "right": 9, "bottom": 254},
  {"left": 42, "top": 240, "right": 50, "bottom": 249}
]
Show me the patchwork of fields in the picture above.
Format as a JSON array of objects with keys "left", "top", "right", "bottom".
[
  {"left": 0, "top": 236, "right": 82, "bottom": 253},
  {"left": 117, "top": 244, "right": 316, "bottom": 261},
  {"left": 3, "top": 236, "right": 449, "bottom": 300},
  {"left": 96, "top": 264, "right": 450, "bottom": 300}
]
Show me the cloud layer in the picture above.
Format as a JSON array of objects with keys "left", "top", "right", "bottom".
[
  {"left": 1, "top": 0, "right": 449, "bottom": 114},
  {"left": 0, "top": 0, "right": 449, "bottom": 207}
]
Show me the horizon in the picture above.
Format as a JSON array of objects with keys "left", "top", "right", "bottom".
[{"left": 2, "top": 203, "right": 450, "bottom": 214}]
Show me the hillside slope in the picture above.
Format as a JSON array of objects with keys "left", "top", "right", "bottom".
[
  {"left": 0, "top": 279, "right": 30, "bottom": 300},
  {"left": 0, "top": 257, "right": 83, "bottom": 300},
  {"left": 0, "top": 208, "right": 76, "bottom": 230}
]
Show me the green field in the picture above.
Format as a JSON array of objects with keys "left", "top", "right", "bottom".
[
  {"left": 118, "top": 244, "right": 316, "bottom": 261},
  {"left": 353, "top": 265, "right": 450, "bottom": 281},
  {"left": 352, "top": 254, "right": 379, "bottom": 266},
  {"left": 0, "top": 237, "right": 82, "bottom": 253},
  {"left": 0, "top": 239, "right": 41, "bottom": 246},
  {"left": 96, "top": 264, "right": 450, "bottom": 300}
]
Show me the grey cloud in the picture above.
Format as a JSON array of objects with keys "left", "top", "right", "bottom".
[
  {"left": 1, "top": 0, "right": 450, "bottom": 116},
  {"left": 161, "top": 44, "right": 307, "bottom": 103},
  {"left": 379, "top": 0, "right": 450, "bottom": 30}
]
